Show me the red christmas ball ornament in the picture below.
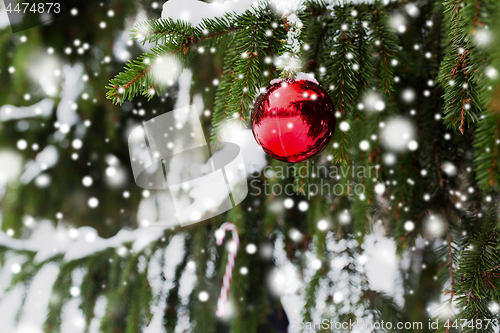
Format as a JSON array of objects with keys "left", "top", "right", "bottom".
[{"left": 251, "top": 77, "right": 336, "bottom": 163}]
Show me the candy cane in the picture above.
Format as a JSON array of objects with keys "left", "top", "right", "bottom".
[{"left": 215, "top": 222, "right": 240, "bottom": 317}]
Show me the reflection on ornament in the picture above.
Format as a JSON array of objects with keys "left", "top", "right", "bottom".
[{"left": 251, "top": 78, "right": 335, "bottom": 163}]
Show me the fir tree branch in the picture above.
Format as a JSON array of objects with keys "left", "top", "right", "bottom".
[
  {"left": 370, "top": 4, "right": 398, "bottom": 96},
  {"left": 455, "top": 209, "right": 500, "bottom": 333},
  {"left": 133, "top": 17, "right": 241, "bottom": 47},
  {"left": 107, "top": 16, "right": 243, "bottom": 105},
  {"left": 44, "top": 261, "right": 81, "bottom": 333},
  {"left": 473, "top": 1, "right": 500, "bottom": 189},
  {"left": 324, "top": 5, "right": 358, "bottom": 163},
  {"left": 164, "top": 238, "right": 191, "bottom": 331},
  {"left": 443, "top": 209, "right": 456, "bottom": 333}
]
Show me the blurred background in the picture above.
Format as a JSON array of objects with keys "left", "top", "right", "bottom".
[{"left": 1, "top": 0, "right": 496, "bottom": 332}]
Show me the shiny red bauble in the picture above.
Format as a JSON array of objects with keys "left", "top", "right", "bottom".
[{"left": 251, "top": 78, "right": 336, "bottom": 163}]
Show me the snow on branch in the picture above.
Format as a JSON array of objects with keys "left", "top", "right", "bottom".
[{"left": 0, "top": 221, "right": 172, "bottom": 263}]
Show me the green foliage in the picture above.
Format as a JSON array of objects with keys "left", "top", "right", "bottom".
[
  {"left": 472, "top": 1, "right": 500, "bottom": 190},
  {"left": 211, "top": 5, "right": 285, "bottom": 142},
  {"left": 370, "top": 3, "right": 398, "bottom": 97},
  {"left": 164, "top": 238, "right": 191, "bottom": 332},
  {"left": 454, "top": 208, "right": 500, "bottom": 333},
  {"left": 107, "top": 13, "right": 241, "bottom": 104},
  {"left": 44, "top": 261, "right": 81, "bottom": 333}
]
